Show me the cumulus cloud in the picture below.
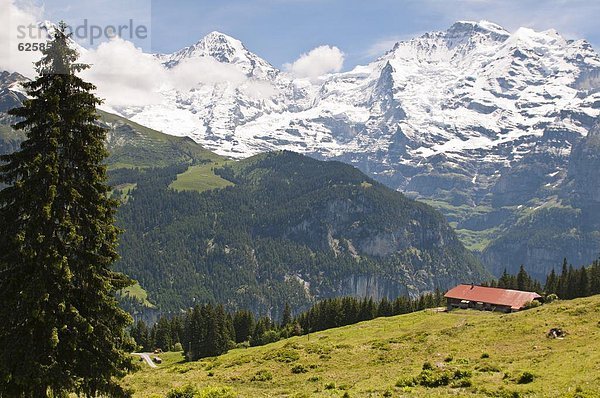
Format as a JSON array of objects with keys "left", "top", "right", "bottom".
[
  {"left": 169, "top": 57, "right": 248, "bottom": 91},
  {"left": 0, "top": 0, "right": 46, "bottom": 77},
  {"left": 284, "top": 45, "right": 344, "bottom": 80},
  {"left": 79, "top": 37, "right": 277, "bottom": 107},
  {"left": 1, "top": 1, "right": 278, "bottom": 108},
  {"left": 80, "top": 38, "right": 166, "bottom": 106}
]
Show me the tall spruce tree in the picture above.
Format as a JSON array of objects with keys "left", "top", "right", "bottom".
[
  {"left": 0, "top": 23, "right": 134, "bottom": 397},
  {"left": 281, "top": 302, "right": 292, "bottom": 328}
]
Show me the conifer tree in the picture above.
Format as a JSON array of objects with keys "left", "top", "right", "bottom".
[
  {"left": 578, "top": 267, "right": 590, "bottom": 297},
  {"left": 232, "top": 310, "right": 255, "bottom": 343},
  {"left": 516, "top": 265, "right": 529, "bottom": 291},
  {"left": 545, "top": 268, "right": 558, "bottom": 295},
  {"left": 557, "top": 259, "right": 569, "bottom": 299},
  {"left": 0, "top": 23, "right": 134, "bottom": 397},
  {"left": 281, "top": 302, "right": 292, "bottom": 327},
  {"left": 154, "top": 316, "right": 173, "bottom": 352},
  {"left": 131, "top": 320, "right": 150, "bottom": 352}
]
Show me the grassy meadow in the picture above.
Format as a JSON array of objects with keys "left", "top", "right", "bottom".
[{"left": 123, "top": 295, "right": 600, "bottom": 397}]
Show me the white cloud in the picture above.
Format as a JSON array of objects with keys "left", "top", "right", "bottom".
[
  {"left": 241, "top": 80, "right": 278, "bottom": 99},
  {"left": 80, "top": 38, "right": 166, "bottom": 106},
  {"left": 78, "top": 37, "right": 277, "bottom": 107},
  {"left": 284, "top": 45, "right": 344, "bottom": 80},
  {"left": 169, "top": 57, "right": 247, "bottom": 90},
  {"left": 0, "top": 0, "right": 46, "bottom": 77}
]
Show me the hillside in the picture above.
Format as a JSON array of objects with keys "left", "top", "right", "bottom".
[
  {"left": 0, "top": 99, "right": 220, "bottom": 169},
  {"left": 114, "top": 151, "right": 486, "bottom": 315},
  {"left": 124, "top": 295, "right": 600, "bottom": 397}
]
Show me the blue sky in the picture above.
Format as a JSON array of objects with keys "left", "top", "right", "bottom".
[{"left": 22, "top": 0, "right": 600, "bottom": 69}]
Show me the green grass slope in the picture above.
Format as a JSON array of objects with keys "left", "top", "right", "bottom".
[
  {"left": 0, "top": 109, "right": 223, "bottom": 169},
  {"left": 97, "top": 110, "right": 223, "bottom": 169},
  {"left": 124, "top": 295, "right": 600, "bottom": 397},
  {"left": 169, "top": 160, "right": 233, "bottom": 193}
]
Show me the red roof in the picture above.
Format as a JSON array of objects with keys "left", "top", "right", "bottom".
[{"left": 444, "top": 284, "right": 542, "bottom": 310}]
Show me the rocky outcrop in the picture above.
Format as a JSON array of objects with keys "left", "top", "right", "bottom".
[{"left": 563, "top": 122, "right": 600, "bottom": 208}]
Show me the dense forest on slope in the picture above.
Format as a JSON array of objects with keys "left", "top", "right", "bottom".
[{"left": 111, "top": 151, "right": 486, "bottom": 316}]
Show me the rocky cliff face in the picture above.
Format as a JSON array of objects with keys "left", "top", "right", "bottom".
[
  {"left": 482, "top": 121, "right": 600, "bottom": 279},
  {"left": 563, "top": 123, "right": 600, "bottom": 208}
]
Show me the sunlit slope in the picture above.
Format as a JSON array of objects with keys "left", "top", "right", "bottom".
[{"left": 125, "top": 295, "right": 600, "bottom": 397}]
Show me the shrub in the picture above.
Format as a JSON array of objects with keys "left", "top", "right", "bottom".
[
  {"left": 444, "top": 355, "right": 453, "bottom": 362},
  {"left": 307, "top": 376, "right": 320, "bottom": 382},
  {"left": 451, "top": 378, "right": 472, "bottom": 388},
  {"left": 264, "top": 348, "right": 299, "bottom": 363},
  {"left": 545, "top": 293, "right": 558, "bottom": 303},
  {"left": 235, "top": 341, "right": 250, "bottom": 349},
  {"left": 476, "top": 363, "right": 501, "bottom": 373},
  {"left": 198, "top": 387, "right": 236, "bottom": 398},
  {"left": 251, "top": 370, "right": 273, "bottom": 382},
  {"left": 173, "top": 342, "right": 183, "bottom": 352},
  {"left": 422, "top": 361, "right": 433, "bottom": 370},
  {"left": 395, "top": 377, "right": 416, "bottom": 388},
  {"left": 453, "top": 369, "right": 472, "bottom": 379},
  {"left": 481, "top": 352, "right": 490, "bottom": 359},
  {"left": 166, "top": 385, "right": 197, "bottom": 398},
  {"left": 324, "top": 382, "right": 336, "bottom": 390},
  {"left": 262, "top": 330, "right": 281, "bottom": 344},
  {"left": 517, "top": 371, "right": 535, "bottom": 384},
  {"left": 396, "top": 366, "right": 472, "bottom": 389},
  {"left": 524, "top": 300, "right": 541, "bottom": 310},
  {"left": 291, "top": 364, "right": 308, "bottom": 374}
]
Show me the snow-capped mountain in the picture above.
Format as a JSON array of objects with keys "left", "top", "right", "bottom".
[
  {"left": 108, "top": 21, "right": 600, "bottom": 276},
  {"left": 113, "top": 22, "right": 599, "bottom": 176},
  {"left": 158, "top": 31, "right": 279, "bottom": 79}
]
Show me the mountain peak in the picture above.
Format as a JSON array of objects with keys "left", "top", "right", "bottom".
[
  {"left": 202, "top": 30, "right": 239, "bottom": 43},
  {"left": 198, "top": 31, "right": 244, "bottom": 53},
  {"left": 446, "top": 20, "right": 510, "bottom": 42},
  {"left": 161, "top": 31, "right": 278, "bottom": 79},
  {"left": 451, "top": 20, "right": 509, "bottom": 35},
  {"left": 179, "top": 30, "right": 246, "bottom": 64}
]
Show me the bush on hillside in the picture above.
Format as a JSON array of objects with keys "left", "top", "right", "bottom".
[
  {"left": 517, "top": 371, "right": 535, "bottom": 384},
  {"left": 166, "top": 385, "right": 197, "bottom": 398},
  {"left": 396, "top": 368, "right": 472, "bottom": 388},
  {"left": 524, "top": 300, "right": 541, "bottom": 310},
  {"left": 251, "top": 370, "right": 273, "bottom": 382}
]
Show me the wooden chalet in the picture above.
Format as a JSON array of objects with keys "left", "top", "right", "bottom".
[{"left": 444, "top": 284, "right": 542, "bottom": 313}]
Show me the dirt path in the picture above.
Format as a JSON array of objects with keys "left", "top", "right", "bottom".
[{"left": 133, "top": 352, "right": 157, "bottom": 368}]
